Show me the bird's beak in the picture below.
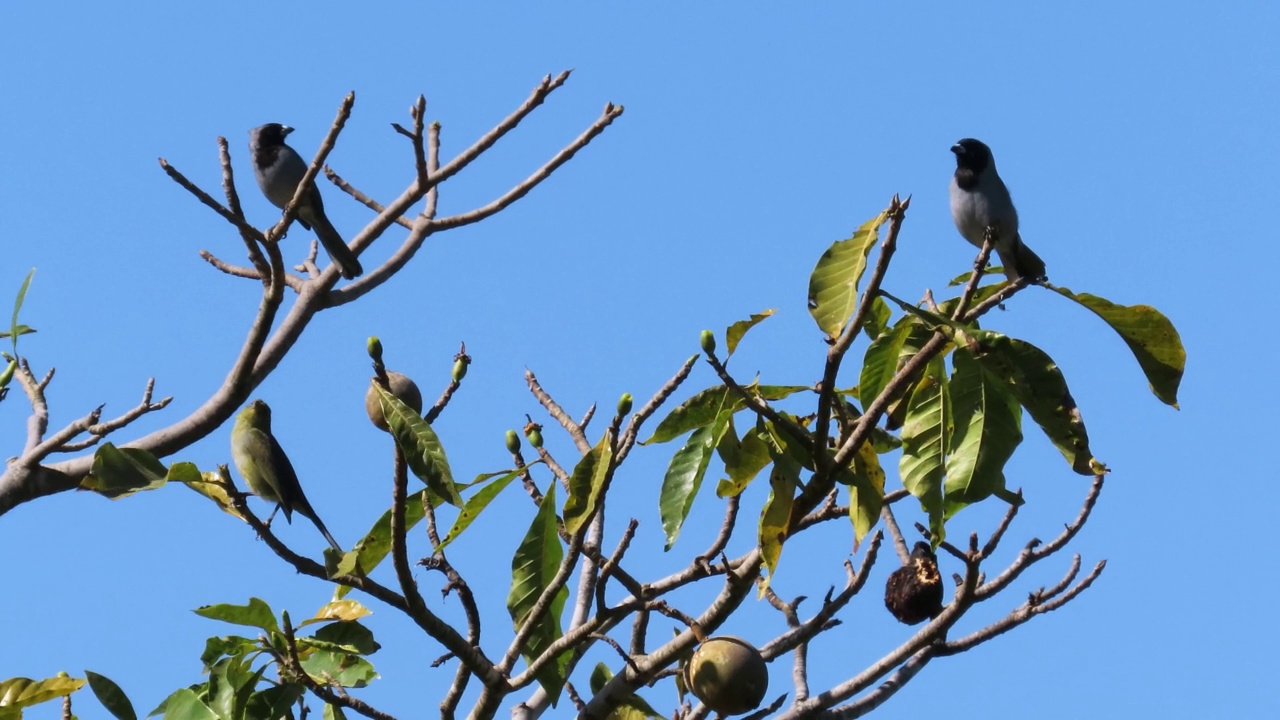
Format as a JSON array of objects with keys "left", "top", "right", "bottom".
[
  {"left": 281, "top": 126, "right": 295, "bottom": 136},
  {"left": 950, "top": 143, "right": 963, "bottom": 155}
]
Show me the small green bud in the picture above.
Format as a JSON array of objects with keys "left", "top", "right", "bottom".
[
  {"left": 616, "top": 392, "right": 633, "bottom": 416},
  {"left": 452, "top": 357, "right": 469, "bottom": 382},
  {"left": 367, "top": 336, "right": 384, "bottom": 362},
  {"left": 505, "top": 429, "right": 521, "bottom": 454},
  {"left": 699, "top": 329, "right": 716, "bottom": 355}
]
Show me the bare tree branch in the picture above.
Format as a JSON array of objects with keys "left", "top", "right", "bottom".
[{"left": 0, "top": 73, "right": 620, "bottom": 517}]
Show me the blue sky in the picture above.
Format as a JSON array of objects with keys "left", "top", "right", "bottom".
[{"left": 1, "top": 2, "right": 1274, "bottom": 718}]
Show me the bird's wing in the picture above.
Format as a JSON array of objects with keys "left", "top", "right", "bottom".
[
  {"left": 233, "top": 427, "right": 288, "bottom": 505},
  {"left": 264, "top": 432, "right": 306, "bottom": 517}
]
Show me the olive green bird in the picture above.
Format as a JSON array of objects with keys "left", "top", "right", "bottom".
[{"left": 231, "top": 399, "right": 341, "bottom": 551}]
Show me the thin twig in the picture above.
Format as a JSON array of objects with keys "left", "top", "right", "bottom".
[
  {"left": 526, "top": 368, "right": 590, "bottom": 453},
  {"left": 616, "top": 353, "right": 699, "bottom": 462}
]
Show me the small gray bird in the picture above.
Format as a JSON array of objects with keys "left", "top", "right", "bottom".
[
  {"left": 949, "top": 138, "right": 1045, "bottom": 281},
  {"left": 231, "top": 399, "right": 342, "bottom": 552},
  {"left": 249, "top": 123, "right": 363, "bottom": 279}
]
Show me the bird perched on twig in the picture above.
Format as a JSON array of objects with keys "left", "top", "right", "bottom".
[
  {"left": 884, "top": 541, "right": 944, "bottom": 625},
  {"left": 949, "top": 138, "right": 1046, "bottom": 282},
  {"left": 231, "top": 399, "right": 341, "bottom": 551},
  {"left": 249, "top": 123, "right": 363, "bottom": 279}
]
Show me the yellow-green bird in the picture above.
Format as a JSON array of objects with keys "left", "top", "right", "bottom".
[{"left": 231, "top": 399, "right": 341, "bottom": 551}]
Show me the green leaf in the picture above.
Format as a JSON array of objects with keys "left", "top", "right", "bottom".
[
  {"left": 725, "top": 309, "right": 776, "bottom": 358},
  {"left": 899, "top": 356, "right": 949, "bottom": 542},
  {"left": 8, "top": 268, "right": 35, "bottom": 354},
  {"left": 0, "top": 675, "right": 84, "bottom": 711},
  {"left": 563, "top": 434, "right": 614, "bottom": 534},
  {"left": 375, "top": 382, "right": 462, "bottom": 506},
  {"left": 767, "top": 423, "right": 816, "bottom": 476},
  {"left": 807, "top": 212, "right": 888, "bottom": 338},
  {"left": 85, "top": 671, "right": 137, "bottom": 720},
  {"left": 935, "top": 282, "right": 1006, "bottom": 320},
  {"left": 1050, "top": 285, "right": 1185, "bottom": 407},
  {"left": 716, "top": 421, "right": 773, "bottom": 497},
  {"left": 758, "top": 458, "right": 799, "bottom": 594},
  {"left": 968, "top": 329, "right": 1105, "bottom": 475},
  {"left": 204, "top": 655, "right": 262, "bottom": 719},
  {"left": 589, "top": 662, "right": 612, "bottom": 693},
  {"left": 165, "top": 462, "right": 202, "bottom": 485},
  {"left": 0, "top": 325, "right": 35, "bottom": 342},
  {"left": 842, "top": 441, "right": 886, "bottom": 546},
  {"left": 155, "top": 688, "right": 220, "bottom": 720},
  {"left": 333, "top": 490, "right": 429, "bottom": 577},
  {"left": 647, "top": 386, "right": 731, "bottom": 443},
  {"left": 198, "top": 636, "right": 257, "bottom": 669},
  {"left": 507, "top": 483, "right": 570, "bottom": 703},
  {"left": 946, "top": 267, "right": 1004, "bottom": 286},
  {"left": 299, "top": 649, "right": 377, "bottom": 688},
  {"left": 588, "top": 664, "right": 664, "bottom": 720},
  {"left": 861, "top": 296, "right": 892, "bottom": 340},
  {"left": 242, "top": 683, "right": 302, "bottom": 720},
  {"left": 646, "top": 384, "right": 806, "bottom": 444},
  {"left": 437, "top": 469, "right": 524, "bottom": 552},
  {"left": 193, "top": 598, "right": 280, "bottom": 634},
  {"left": 81, "top": 443, "right": 168, "bottom": 499},
  {"left": 659, "top": 424, "right": 720, "bottom": 550},
  {"left": 858, "top": 317, "right": 914, "bottom": 408},
  {"left": 945, "top": 348, "right": 1022, "bottom": 512},
  {"left": 310, "top": 620, "right": 381, "bottom": 656}
]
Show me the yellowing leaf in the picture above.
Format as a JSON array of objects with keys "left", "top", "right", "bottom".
[{"left": 807, "top": 211, "right": 888, "bottom": 338}]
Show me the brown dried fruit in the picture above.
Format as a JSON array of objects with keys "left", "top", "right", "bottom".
[{"left": 884, "top": 541, "right": 944, "bottom": 624}]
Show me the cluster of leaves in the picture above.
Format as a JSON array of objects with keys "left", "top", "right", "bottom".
[
  {"left": 2, "top": 202, "right": 1184, "bottom": 718},
  {"left": 0, "top": 269, "right": 37, "bottom": 403},
  {"left": 0, "top": 598, "right": 375, "bottom": 720},
  {"left": 647, "top": 206, "right": 1182, "bottom": 588}
]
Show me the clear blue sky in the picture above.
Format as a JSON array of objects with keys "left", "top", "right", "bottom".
[{"left": 1, "top": 2, "right": 1273, "bottom": 718}]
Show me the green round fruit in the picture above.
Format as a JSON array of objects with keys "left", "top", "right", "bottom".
[
  {"left": 505, "top": 429, "right": 522, "bottom": 454},
  {"left": 684, "top": 636, "right": 768, "bottom": 715},
  {"left": 365, "top": 371, "right": 424, "bottom": 432},
  {"left": 525, "top": 424, "right": 544, "bottom": 449}
]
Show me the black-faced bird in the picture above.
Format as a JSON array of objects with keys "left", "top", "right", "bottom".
[
  {"left": 249, "top": 123, "right": 363, "bottom": 280},
  {"left": 950, "top": 138, "right": 1046, "bottom": 281}
]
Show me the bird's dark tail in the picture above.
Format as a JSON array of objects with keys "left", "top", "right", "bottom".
[
  {"left": 312, "top": 514, "right": 343, "bottom": 553},
  {"left": 295, "top": 504, "right": 342, "bottom": 552},
  {"left": 310, "top": 213, "right": 364, "bottom": 280},
  {"left": 1001, "top": 235, "right": 1046, "bottom": 282}
]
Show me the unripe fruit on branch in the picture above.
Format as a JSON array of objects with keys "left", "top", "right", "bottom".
[
  {"left": 683, "top": 636, "right": 768, "bottom": 715},
  {"left": 365, "top": 371, "right": 424, "bottom": 432}
]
